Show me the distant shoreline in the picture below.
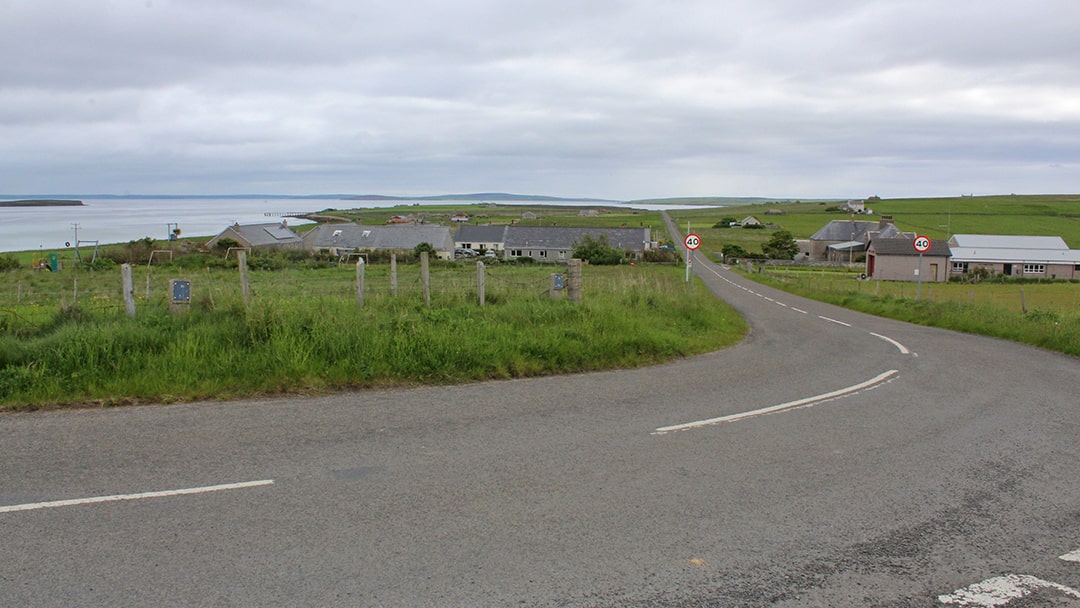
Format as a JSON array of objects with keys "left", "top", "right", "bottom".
[{"left": 0, "top": 199, "right": 84, "bottom": 207}]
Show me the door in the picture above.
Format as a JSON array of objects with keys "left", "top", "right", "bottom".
[{"left": 929, "top": 263, "right": 938, "bottom": 282}]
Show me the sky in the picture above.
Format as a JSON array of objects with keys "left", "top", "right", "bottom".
[{"left": 2, "top": 0, "right": 1079, "bottom": 201}]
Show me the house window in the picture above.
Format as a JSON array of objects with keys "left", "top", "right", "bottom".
[
  {"left": 539, "top": 250, "right": 548, "bottom": 258},
  {"left": 558, "top": 251, "right": 566, "bottom": 259},
  {"left": 511, "top": 249, "right": 522, "bottom": 257},
  {"left": 952, "top": 261, "right": 968, "bottom": 273},
  {"left": 1023, "top": 263, "right": 1045, "bottom": 274}
]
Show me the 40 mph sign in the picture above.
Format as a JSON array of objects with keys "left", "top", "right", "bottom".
[
  {"left": 913, "top": 235, "right": 932, "bottom": 253},
  {"left": 684, "top": 234, "right": 701, "bottom": 250}
]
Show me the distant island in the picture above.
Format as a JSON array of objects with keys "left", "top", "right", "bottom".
[
  {"left": 0, "top": 199, "right": 84, "bottom": 207},
  {"left": 345, "top": 193, "right": 622, "bottom": 203}
]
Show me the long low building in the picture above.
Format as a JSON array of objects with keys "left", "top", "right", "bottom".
[
  {"left": 454, "top": 225, "right": 653, "bottom": 261},
  {"left": 303, "top": 224, "right": 456, "bottom": 260},
  {"left": 948, "top": 234, "right": 1080, "bottom": 279}
]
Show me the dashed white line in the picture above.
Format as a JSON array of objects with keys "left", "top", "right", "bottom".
[
  {"left": 1061, "top": 549, "right": 1080, "bottom": 562},
  {"left": 791, "top": 307, "right": 808, "bottom": 314},
  {"left": 818, "top": 315, "right": 852, "bottom": 327},
  {"left": 869, "top": 332, "right": 911, "bottom": 355},
  {"left": 775, "top": 302, "right": 788, "bottom": 308},
  {"left": 653, "top": 370, "right": 898, "bottom": 435},
  {"left": 0, "top": 480, "right": 275, "bottom": 514},
  {"left": 939, "top": 574, "right": 1080, "bottom": 606}
]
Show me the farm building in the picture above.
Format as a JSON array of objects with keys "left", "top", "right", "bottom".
[
  {"left": 206, "top": 221, "right": 304, "bottom": 251},
  {"left": 866, "top": 237, "right": 952, "bottom": 282},
  {"left": 810, "top": 218, "right": 904, "bottom": 261},
  {"left": 947, "top": 235, "right": 1080, "bottom": 279},
  {"left": 303, "top": 223, "right": 455, "bottom": 260}
]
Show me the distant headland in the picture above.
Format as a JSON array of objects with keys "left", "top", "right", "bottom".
[{"left": 0, "top": 199, "right": 84, "bottom": 207}]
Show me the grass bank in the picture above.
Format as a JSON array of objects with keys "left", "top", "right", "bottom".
[
  {"left": 0, "top": 263, "right": 746, "bottom": 410},
  {"left": 744, "top": 268, "right": 1079, "bottom": 357}
]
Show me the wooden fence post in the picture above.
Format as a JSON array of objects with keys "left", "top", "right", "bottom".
[
  {"left": 477, "top": 261, "right": 485, "bottom": 307},
  {"left": 237, "top": 249, "right": 251, "bottom": 304},
  {"left": 121, "top": 263, "right": 136, "bottom": 317}
]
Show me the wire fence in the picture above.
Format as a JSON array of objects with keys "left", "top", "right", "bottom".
[{"left": 0, "top": 261, "right": 574, "bottom": 322}]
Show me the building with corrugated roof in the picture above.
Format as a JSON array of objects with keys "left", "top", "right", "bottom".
[{"left": 948, "top": 234, "right": 1080, "bottom": 279}]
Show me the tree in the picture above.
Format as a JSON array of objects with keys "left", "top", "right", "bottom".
[
  {"left": 413, "top": 242, "right": 436, "bottom": 257},
  {"left": 572, "top": 233, "right": 624, "bottom": 265},
  {"left": 721, "top": 244, "right": 750, "bottom": 261},
  {"left": 761, "top": 230, "right": 799, "bottom": 260}
]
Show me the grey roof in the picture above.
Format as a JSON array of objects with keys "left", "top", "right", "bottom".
[
  {"left": 455, "top": 225, "right": 508, "bottom": 243},
  {"left": 811, "top": 220, "right": 882, "bottom": 242},
  {"left": 220, "top": 222, "right": 302, "bottom": 247},
  {"left": 947, "top": 234, "right": 1080, "bottom": 264},
  {"left": 305, "top": 223, "right": 454, "bottom": 252},
  {"left": 503, "top": 226, "right": 651, "bottom": 251},
  {"left": 869, "top": 237, "right": 951, "bottom": 257},
  {"left": 949, "top": 234, "right": 1069, "bottom": 250}
]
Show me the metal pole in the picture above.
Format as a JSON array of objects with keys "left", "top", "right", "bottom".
[{"left": 916, "top": 251, "right": 923, "bottom": 301}]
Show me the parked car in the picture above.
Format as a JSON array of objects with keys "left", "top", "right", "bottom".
[
  {"left": 484, "top": 250, "right": 497, "bottom": 258},
  {"left": 455, "top": 248, "right": 478, "bottom": 258}
]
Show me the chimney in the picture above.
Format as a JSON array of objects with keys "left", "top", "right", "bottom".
[{"left": 878, "top": 215, "right": 894, "bottom": 229}]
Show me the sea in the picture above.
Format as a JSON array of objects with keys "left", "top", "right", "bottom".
[{"left": 0, "top": 196, "right": 719, "bottom": 254}]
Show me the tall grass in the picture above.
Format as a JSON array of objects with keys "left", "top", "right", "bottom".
[
  {"left": 0, "top": 265, "right": 746, "bottom": 410},
  {"left": 747, "top": 271, "right": 1080, "bottom": 357}
]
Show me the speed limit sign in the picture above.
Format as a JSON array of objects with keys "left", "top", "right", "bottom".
[
  {"left": 684, "top": 233, "right": 701, "bottom": 250},
  {"left": 913, "top": 235, "right": 931, "bottom": 253}
]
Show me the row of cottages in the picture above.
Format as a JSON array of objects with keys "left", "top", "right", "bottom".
[
  {"left": 455, "top": 225, "right": 653, "bottom": 262},
  {"left": 947, "top": 235, "right": 1080, "bottom": 279},
  {"left": 303, "top": 223, "right": 456, "bottom": 259}
]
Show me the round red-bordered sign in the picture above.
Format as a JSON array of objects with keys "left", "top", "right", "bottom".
[
  {"left": 913, "top": 235, "right": 931, "bottom": 253},
  {"left": 684, "top": 233, "right": 701, "bottom": 250}
]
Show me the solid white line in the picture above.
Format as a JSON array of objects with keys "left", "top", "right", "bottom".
[
  {"left": 819, "top": 315, "right": 852, "bottom": 327},
  {"left": 1062, "top": 549, "right": 1080, "bottom": 562},
  {"left": 791, "top": 307, "right": 808, "bottom": 314},
  {"left": 939, "top": 574, "right": 1080, "bottom": 605},
  {"left": 869, "top": 332, "right": 911, "bottom": 355},
  {"left": 0, "top": 480, "right": 275, "bottom": 514},
  {"left": 653, "top": 370, "right": 898, "bottom": 435}
]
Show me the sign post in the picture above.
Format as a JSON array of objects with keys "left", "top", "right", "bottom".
[
  {"left": 684, "top": 233, "right": 701, "bottom": 286},
  {"left": 913, "top": 235, "right": 931, "bottom": 301}
]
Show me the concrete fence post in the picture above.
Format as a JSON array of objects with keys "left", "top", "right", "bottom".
[
  {"left": 356, "top": 257, "right": 365, "bottom": 307},
  {"left": 421, "top": 251, "right": 431, "bottom": 306},
  {"left": 237, "top": 250, "right": 251, "bottom": 304},
  {"left": 121, "top": 263, "right": 136, "bottom": 317},
  {"left": 477, "top": 261, "right": 486, "bottom": 307},
  {"left": 567, "top": 258, "right": 583, "bottom": 303},
  {"left": 390, "top": 254, "right": 398, "bottom": 297}
]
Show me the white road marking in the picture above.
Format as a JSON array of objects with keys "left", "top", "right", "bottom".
[
  {"left": 819, "top": 315, "right": 852, "bottom": 327},
  {"left": 791, "top": 307, "right": 808, "bottom": 314},
  {"left": 0, "top": 480, "right": 275, "bottom": 514},
  {"left": 775, "top": 302, "right": 788, "bottom": 307},
  {"left": 1061, "top": 549, "right": 1080, "bottom": 562},
  {"left": 764, "top": 297, "right": 775, "bottom": 302},
  {"left": 653, "top": 370, "right": 898, "bottom": 435},
  {"left": 869, "top": 332, "right": 911, "bottom": 355},
  {"left": 939, "top": 574, "right": 1080, "bottom": 606}
]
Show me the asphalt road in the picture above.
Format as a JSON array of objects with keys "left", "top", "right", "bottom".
[{"left": 2, "top": 233, "right": 1078, "bottom": 606}]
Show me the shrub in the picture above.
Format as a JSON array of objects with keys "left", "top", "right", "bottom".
[
  {"left": 0, "top": 255, "right": 20, "bottom": 271},
  {"left": 572, "top": 233, "right": 624, "bottom": 265}
]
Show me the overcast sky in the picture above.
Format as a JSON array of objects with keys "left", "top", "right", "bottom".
[{"left": 2, "top": 0, "right": 1078, "bottom": 200}]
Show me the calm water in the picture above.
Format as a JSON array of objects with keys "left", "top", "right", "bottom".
[{"left": 0, "top": 197, "right": 716, "bottom": 253}]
